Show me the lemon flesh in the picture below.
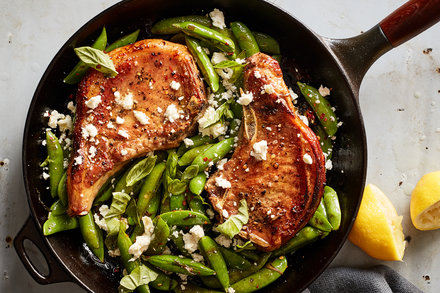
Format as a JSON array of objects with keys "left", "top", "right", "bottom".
[
  {"left": 348, "top": 184, "right": 405, "bottom": 261},
  {"left": 411, "top": 171, "right": 440, "bottom": 230}
]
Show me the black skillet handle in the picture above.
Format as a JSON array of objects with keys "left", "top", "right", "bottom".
[
  {"left": 14, "top": 216, "right": 74, "bottom": 285},
  {"left": 323, "top": 0, "right": 440, "bottom": 96}
]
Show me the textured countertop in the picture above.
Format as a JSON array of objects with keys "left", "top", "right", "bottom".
[{"left": 1, "top": 0, "right": 439, "bottom": 292}]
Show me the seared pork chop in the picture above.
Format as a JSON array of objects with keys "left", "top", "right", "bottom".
[
  {"left": 206, "top": 53, "right": 326, "bottom": 251},
  {"left": 67, "top": 39, "right": 207, "bottom": 216}
]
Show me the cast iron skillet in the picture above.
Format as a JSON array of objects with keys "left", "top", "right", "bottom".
[{"left": 14, "top": 0, "right": 440, "bottom": 292}]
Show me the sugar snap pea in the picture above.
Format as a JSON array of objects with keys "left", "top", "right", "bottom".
[
  {"left": 170, "top": 230, "right": 192, "bottom": 258},
  {"left": 308, "top": 199, "right": 333, "bottom": 232},
  {"left": 43, "top": 201, "right": 78, "bottom": 236},
  {"left": 191, "top": 137, "right": 235, "bottom": 171},
  {"left": 230, "top": 101, "right": 243, "bottom": 119},
  {"left": 271, "top": 54, "right": 282, "bottom": 63},
  {"left": 151, "top": 15, "right": 212, "bottom": 34},
  {"left": 178, "top": 144, "right": 213, "bottom": 167},
  {"left": 146, "top": 255, "right": 216, "bottom": 276},
  {"left": 189, "top": 196, "right": 206, "bottom": 215},
  {"left": 272, "top": 226, "right": 324, "bottom": 257},
  {"left": 230, "top": 22, "right": 260, "bottom": 58},
  {"left": 185, "top": 36, "right": 220, "bottom": 93},
  {"left": 137, "top": 162, "right": 166, "bottom": 216},
  {"left": 170, "top": 193, "right": 187, "bottom": 211},
  {"left": 105, "top": 29, "right": 140, "bottom": 52},
  {"left": 177, "top": 135, "right": 216, "bottom": 156},
  {"left": 252, "top": 31, "right": 280, "bottom": 55},
  {"left": 297, "top": 82, "right": 338, "bottom": 136},
  {"left": 149, "top": 269, "right": 178, "bottom": 291},
  {"left": 174, "top": 283, "right": 222, "bottom": 293},
  {"left": 145, "top": 191, "right": 161, "bottom": 218},
  {"left": 176, "top": 22, "right": 236, "bottom": 58},
  {"left": 146, "top": 216, "right": 170, "bottom": 255},
  {"left": 78, "top": 211, "right": 104, "bottom": 261},
  {"left": 313, "top": 123, "right": 333, "bottom": 159},
  {"left": 160, "top": 210, "right": 210, "bottom": 226},
  {"left": 219, "top": 247, "right": 251, "bottom": 270},
  {"left": 64, "top": 27, "right": 107, "bottom": 84},
  {"left": 323, "top": 186, "right": 341, "bottom": 230},
  {"left": 199, "top": 236, "right": 229, "bottom": 289},
  {"left": 46, "top": 130, "right": 64, "bottom": 198},
  {"left": 230, "top": 256, "right": 287, "bottom": 293},
  {"left": 57, "top": 171, "right": 68, "bottom": 206},
  {"left": 189, "top": 173, "right": 207, "bottom": 196}
]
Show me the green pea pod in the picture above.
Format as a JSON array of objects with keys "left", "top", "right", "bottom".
[
  {"left": 297, "top": 82, "right": 338, "bottom": 136},
  {"left": 170, "top": 194, "right": 188, "bottom": 211},
  {"left": 189, "top": 196, "right": 206, "bottom": 215},
  {"left": 230, "top": 22, "right": 259, "bottom": 58},
  {"left": 105, "top": 29, "right": 140, "bottom": 52},
  {"left": 64, "top": 27, "right": 107, "bottom": 84},
  {"left": 199, "top": 236, "right": 229, "bottom": 289},
  {"left": 137, "top": 162, "right": 166, "bottom": 216},
  {"left": 170, "top": 33, "right": 186, "bottom": 44},
  {"left": 146, "top": 191, "right": 161, "bottom": 218},
  {"left": 93, "top": 183, "right": 113, "bottom": 206},
  {"left": 271, "top": 54, "right": 282, "bottom": 63},
  {"left": 252, "top": 31, "right": 280, "bottom": 54},
  {"left": 160, "top": 210, "right": 210, "bottom": 226},
  {"left": 151, "top": 15, "right": 212, "bottom": 34},
  {"left": 213, "top": 27, "right": 241, "bottom": 56},
  {"left": 176, "top": 135, "right": 216, "bottom": 156},
  {"left": 150, "top": 269, "right": 178, "bottom": 291},
  {"left": 313, "top": 123, "right": 333, "bottom": 159},
  {"left": 145, "top": 216, "right": 170, "bottom": 255},
  {"left": 170, "top": 230, "right": 192, "bottom": 258},
  {"left": 189, "top": 173, "right": 207, "bottom": 196},
  {"left": 230, "top": 256, "right": 287, "bottom": 293},
  {"left": 323, "top": 186, "right": 341, "bottom": 231},
  {"left": 174, "top": 283, "right": 222, "bottom": 293},
  {"left": 46, "top": 130, "right": 64, "bottom": 198},
  {"left": 78, "top": 211, "right": 104, "bottom": 262},
  {"left": 176, "top": 22, "right": 236, "bottom": 58},
  {"left": 272, "top": 226, "right": 323, "bottom": 257},
  {"left": 192, "top": 138, "right": 235, "bottom": 171},
  {"left": 308, "top": 209, "right": 333, "bottom": 232},
  {"left": 219, "top": 247, "right": 251, "bottom": 270},
  {"left": 146, "top": 255, "right": 216, "bottom": 276},
  {"left": 316, "top": 197, "right": 328, "bottom": 218},
  {"left": 238, "top": 250, "right": 260, "bottom": 262},
  {"left": 57, "top": 171, "right": 68, "bottom": 206},
  {"left": 178, "top": 144, "right": 213, "bottom": 167},
  {"left": 43, "top": 206, "right": 78, "bottom": 236},
  {"left": 160, "top": 193, "right": 171, "bottom": 214},
  {"left": 185, "top": 36, "right": 220, "bottom": 93}
]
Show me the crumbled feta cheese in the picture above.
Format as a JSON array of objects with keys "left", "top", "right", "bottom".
[
  {"left": 183, "top": 225, "right": 205, "bottom": 253},
  {"left": 108, "top": 248, "right": 121, "bottom": 257},
  {"left": 211, "top": 52, "right": 228, "bottom": 65},
  {"left": 128, "top": 216, "right": 154, "bottom": 260},
  {"left": 261, "top": 84, "right": 275, "bottom": 95},
  {"left": 303, "top": 153, "right": 313, "bottom": 164},
  {"left": 183, "top": 138, "right": 194, "bottom": 147},
  {"left": 47, "top": 110, "right": 65, "bottom": 129},
  {"left": 337, "top": 121, "right": 343, "bottom": 127},
  {"left": 192, "top": 253, "right": 204, "bottom": 262},
  {"left": 217, "top": 68, "right": 233, "bottom": 80},
  {"left": 200, "top": 122, "right": 228, "bottom": 138},
  {"left": 165, "top": 104, "right": 180, "bottom": 123},
  {"left": 215, "top": 234, "right": 232, "bottom": 248},
  {"left": 215, "top": 176, "right": 231, "bottom": 189},
  {"left": 157, "top": 107, "right": 163, "bottom": 113},
  {"left": 299, "top": 115, "right": 309, "bottom": 126},
  {"left": 318, "top": 85, "right": 331, "bottom": 97},
  {"left": 206, "top": 208, "right": 215, "bottom": 219},
  {"left": 222, "top": 209, "right": 229, "bottom": 218},
  {"left": 57, "top": 115, "right": 73, "bottom": 132},
  {"left": 107, "top": 122, "right": 115, "bottom": 129},
  {"left": 250, "top": 140, "right": 268, "bottom": 161},
  {"left": 254, "top": 71, "right": 262, "bottom": 79},
  {"left": 67, "top": 101, "right": 76, "bottom": 113},
  {"left": 74, "top": 155, "right": 83, "bottom": 165},
  {"left": 289, "top": 88, "right": 298, "bottom": 100},
  {"left": 88, "top": 146, "right": 97, "bottom": 158},
  {"left": 121, "top": 149, "right": 128, "bottom": 156},
  {"left": 325, "top": 159, "right": 333, "bottom": 170},
  {"left": 94, "top": 213, "right": 108, "bottom": 232},
  {"left": 42, "top": 172, "right": 50, "bottom": 180},
  {"left": 227, "top": 287, "right": 236, "bottom": 293},
  {"left": 170, "top": 80, "right": 181, "bottom": 90},
  {"left": 118, "top": 129, "right": 129, "bottom": 139},
  {"left": 115, "top": 92, "right": 134, "bottom": 110},
  {"left": 133, "top": 110, "right": 149, "bottom": 125},
  {"left": 85, "top": 95, "right": 102, "bottom": 109},
  {"left": 116, "top": 116, "right": 125, "bottom": 124},
  {"left": 216, "top": 158, "right": 228, "bottom": 170},
  {"left": 81, "top": 124, "right": 98, "bottom": 139},
  {"left": 237, "top": 91, "right": 254, "bottom": 106},
  {"left": 209, "top": 8, "right": 226, "bottom": 29}
]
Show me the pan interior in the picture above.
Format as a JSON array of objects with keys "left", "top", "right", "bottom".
[{"left": 23, "top": 0, "right": 366, "bottom": 292}]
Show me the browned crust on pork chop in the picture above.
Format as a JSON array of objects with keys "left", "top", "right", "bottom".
[
  {"left": 67, "top": 39, "right": 206, "bottom": 216},
  {"left": 206, "top": 53, "right": 326, "bottom": 251}
]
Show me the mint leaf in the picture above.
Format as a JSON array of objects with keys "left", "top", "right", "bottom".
[
  {"left": 74, "top": 46, "right": 118, "bottom": 76},
  {"left": 126, "top": 156, "right": 157, "bottom": 187},
  {"left": 217, "top": 199, "right": 249, "bottom": 238},
  {"left": 118, "top": 265, "right": 158, "bottom": 293}
]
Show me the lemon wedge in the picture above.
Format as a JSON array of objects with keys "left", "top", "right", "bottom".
[
  {"left": 410, "top": 171, "right": 440, "bottom": 230},
  {"left": 348, "top": 184, "right": 405, "bottom": 261}
]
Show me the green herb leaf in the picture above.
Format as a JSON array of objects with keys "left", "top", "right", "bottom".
[
  {"left": 203, "top": 101, "right": 232, "bottom": 128},
  {"left": 168, "top": 178, "right": 187, "bottom": 195},
  {"left": 104, "top": 217, "right": 121, "bottom": 250},
  {"left": 74, "top": 46, "right": 118, "bottom": 76},
  {"left": 181, "top": 165, "right": 199, "bottom": 181},
  {"left": 118, "top": 264, "right": 158, "bottom": 293},
  {"left": 40, "top": 155, "right": 50, "bottom": 167},
  {"left": 217, "top": 199, "right": 249, "bottom": 238},
  {"left": 213, "top": 60, "right": 246, "bottom": 69},
  {"left": 105, "top": 192, "right": 131, "bottom": 219},
  {"left": 235, "top": 240, "right": 256, "bottom": 252},
  {"left": 126, "top": 156, "right": 157, "bottom": 187},
  {"left": 126, "top": 199, "right": 140, "bottom": 226}
]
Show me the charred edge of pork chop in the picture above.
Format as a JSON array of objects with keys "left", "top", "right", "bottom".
[
  {"left": 206, "top": 53, "right": 326, "bottom": 251},
  {"left": 67, "top": 39, "right": 207, "bottom": 216}
]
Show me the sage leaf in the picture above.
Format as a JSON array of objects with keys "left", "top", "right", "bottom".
[
  {"left": 181, "top": 165, "right": 199, "bottom": 181},
  {"left": 118, "top": 264, "right": 158, "bottom": 293},
  {"left": 126, "top": 156, "right": 157, "bottom": 187},
  {"left": 74, "top": 46, "right": 118, "bottom": 76},
  {"left": 217, "top": 199, "right": 249, "bottom": 238}
]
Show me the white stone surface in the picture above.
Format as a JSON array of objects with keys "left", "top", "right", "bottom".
[{"left": 0, "top": 0, "right": 439, "bottom": 292}]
